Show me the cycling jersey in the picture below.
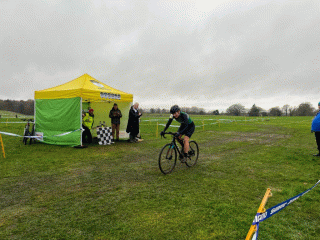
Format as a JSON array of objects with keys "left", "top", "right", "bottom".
[
  {"left": 170, "top": 112, "right": 193, "bottom": 124},
  {"left": 163, "top": 112, "right": 195, "bottom": 137}
]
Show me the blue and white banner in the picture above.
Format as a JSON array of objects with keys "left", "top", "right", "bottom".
[
  {"left": 252, "top": 180, "right": 320, "bottom": 225},
  {"left": 250, "top": 180, "right": 320, "bottom": 239}
]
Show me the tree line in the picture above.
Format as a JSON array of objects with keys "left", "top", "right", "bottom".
[
  {"left": 0, "top": 99, "right": 317, "bottom": 117},
  {"left": 225, "top": 103, "right": 317, "bottom": 116},
  {"left": 0, "top": 99, "right": 34, "bottom": 116},
  {"left": 145, "top": 102, "right": 318, "bottom": 116}
]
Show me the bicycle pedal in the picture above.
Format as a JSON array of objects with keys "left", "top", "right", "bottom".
[{"left": 180, "top": 158, "right": 187, "bottom": 163}]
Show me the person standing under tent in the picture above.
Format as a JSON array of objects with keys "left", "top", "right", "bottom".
[
  {"left": 82, "top": 108, "right": 94, "bottom": 144},
  {"left": 109, "top": 103, "right": 122, "bottom": 142},
  {"left": 311, "top": 102, "right": 320, "bottom": 156},
  {"left": 126, "top": 102, "right": 142, "bottom": 143}
]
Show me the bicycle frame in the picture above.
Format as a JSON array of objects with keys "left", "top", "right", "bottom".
[
  {"left": 163, "top": 132, "right": 184, "bottom": 157},
  {"left": 159, "top": 131, "right": 199, "bottom": 174},
  {"left": 23, "top": 119, "right": 35, "bottom": 145}
]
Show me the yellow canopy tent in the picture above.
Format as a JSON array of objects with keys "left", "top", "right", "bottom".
[{"left": 34, "top": 73, "right": 133, "bottom": 145}]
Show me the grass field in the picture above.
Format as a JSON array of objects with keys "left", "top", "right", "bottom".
[{"left": 0, "top": 111, "right": 319, "bottom": 239}]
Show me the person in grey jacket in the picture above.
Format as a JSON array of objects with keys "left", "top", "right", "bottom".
[{"left": 109, "top": 103, "right": 122, "bottom": 142}]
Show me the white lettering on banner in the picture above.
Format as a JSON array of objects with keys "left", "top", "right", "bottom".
[
  {"left": 271, "top": 203, "right": 287, "bottom": 215},
  {"left": 288, "top": 196, "right": 300, "bottom": 205},
  {"left": 254, "top": 212, "right": 268, "bottom": 223},
  {"left": 100, "top": 92, "right": 121, "bottom": 100},
  {"left": 302, "top": 189, "right": 311, "bottom": 196}
]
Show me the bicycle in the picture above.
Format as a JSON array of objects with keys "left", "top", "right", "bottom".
[
  {"left": 23, "top": 119, "right": 35, "bottom": 145},
  {"left": 159, "top": 132, "right": 199, "bottom": 174}
]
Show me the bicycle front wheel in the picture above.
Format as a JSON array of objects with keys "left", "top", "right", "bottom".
[
  {"left": 159, "top": 144, "right": 177, "bottom": 174},
  {"left": 186, "top": 141, "right": 199, "bottom": 167}
]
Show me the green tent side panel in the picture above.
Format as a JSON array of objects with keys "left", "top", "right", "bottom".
[{"left": 35, "top": 97, "right": 81, "bottom": 146}]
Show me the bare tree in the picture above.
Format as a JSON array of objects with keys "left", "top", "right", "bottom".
[
  {"left": 289, "top": 107, "right": 297, "bottom": 116},
  {"left": 282, "top": 104, "right": 290, "bottom": 116},
  {"left": 296, "top": 102, "right": 315, "bottom": 116},
  {"left": 269, "top": 107, "right": 282, "bottom": 116},
  {"left": 212, "top": 110, "right": 219, "bottom": 115},
  {"left": 248, "top": 104, "right": 261, "bottom": 116},
  {"left": 226, "top": 104, "right": 245, "bottom": 116}
]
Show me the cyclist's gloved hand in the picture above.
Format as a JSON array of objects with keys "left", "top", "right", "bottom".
[
  {"left": 160, "top": 131, "right": 165, "bottom": 137},
  {"left": 174, "top": 132, "right": 180, "bottom": 138}
]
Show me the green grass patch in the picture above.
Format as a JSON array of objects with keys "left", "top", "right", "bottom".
[{"left": 0, "top": 115, "right": 319, "bottom": 239}]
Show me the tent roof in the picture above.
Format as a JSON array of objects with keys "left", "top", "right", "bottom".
[{"left": 34, "top": 73, "right": 133, "bottom": 102}]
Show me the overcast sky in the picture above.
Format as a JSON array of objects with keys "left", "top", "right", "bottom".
[{"left": 1, "top": 0, "right": 320, "bottom": 112}]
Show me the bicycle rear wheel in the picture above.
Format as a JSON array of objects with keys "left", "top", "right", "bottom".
[
  {"left": 23, "top": 128, "right": 28, "bottom": 145},
  {"left": 29, "top": 124, "right": 35, "bottom": 145},
  {"left": 186, "top": 141, "right": 199, "bottom": 167},
  {"left": 159, "top": 144, "right": 177, "bottom": 174}
]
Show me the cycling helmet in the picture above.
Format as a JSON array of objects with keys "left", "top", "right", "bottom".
[{"left": 170, "top": 105, "right": 180, "bottom": 114}]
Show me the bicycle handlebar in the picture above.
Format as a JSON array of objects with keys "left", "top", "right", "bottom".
[
  {"left": 22, "top": 118, "right": 34, "bottom": 122},
  {"left": 161, "top": 132, "right": 176, "bottom": 139}
]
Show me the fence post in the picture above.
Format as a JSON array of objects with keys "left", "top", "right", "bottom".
[
  {"left": 0, "top": 134, "right": 5, "bottom": 158},
  {"left": 156, "top": 122, "right": 158, "bottom": 138},
  {"left": 245, "top": 188, "right": 272, "bottom": 240}
]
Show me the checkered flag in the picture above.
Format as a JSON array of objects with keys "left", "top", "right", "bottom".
[{"left": 96, "top": 127, "right": 113, "bottom": 145}]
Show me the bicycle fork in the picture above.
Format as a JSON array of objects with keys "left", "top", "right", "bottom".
[{"left": 166, "top": 144, "right": 175, "bottom": 160}]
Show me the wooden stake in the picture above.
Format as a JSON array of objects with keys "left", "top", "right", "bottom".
[
  {"left": 0, "top": 134, "right": 5, "bottom": 158},
  {"left": 156, "top": 122, "right": 158, "bottom": 137},
  {"left": 245, "top": 188, "right": 272, "bottom": 240}
]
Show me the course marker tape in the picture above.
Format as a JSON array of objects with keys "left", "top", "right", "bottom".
[
  {"left": 0, "top": 129, "right": 81, "bottom": 140},
  {"left": 0, "top": 122, "right": 30, "bottom": 124},
  {"left": 247, "top": 180, "right": 320, "bottom": 239}
]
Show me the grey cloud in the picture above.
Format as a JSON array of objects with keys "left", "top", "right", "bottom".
[{"left": 1, "top": 0, "right": 320, "bottom": 110}]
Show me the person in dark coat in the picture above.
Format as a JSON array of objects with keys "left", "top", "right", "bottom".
[
  {"left": 311, "top": 102, "right": 320, "bottom": 156},
  {"left": 109, "top": 103, "right": 122, "bottom": 142},
  {"left": 126, "top": 102, "right": 142, "bottom": 143}
]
